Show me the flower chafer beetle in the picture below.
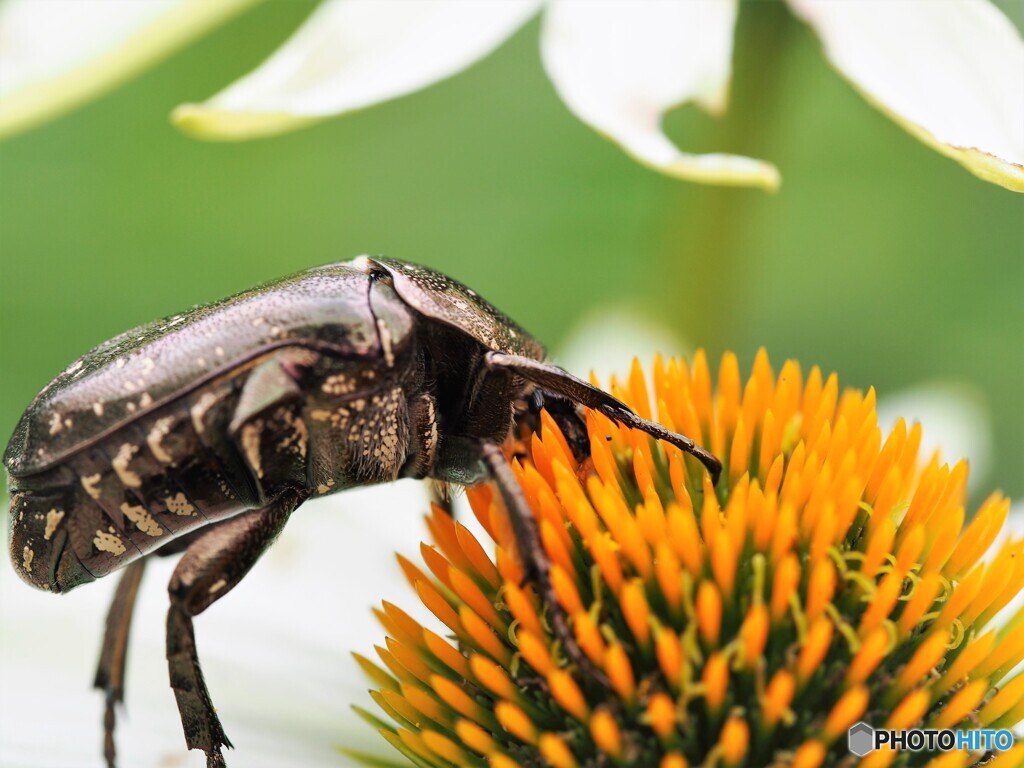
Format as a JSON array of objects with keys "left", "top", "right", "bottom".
[{"left": 5, "top": 256, "right": 720, "bottom": 767}]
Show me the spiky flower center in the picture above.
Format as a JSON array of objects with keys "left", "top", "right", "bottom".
[{"left": 353, "top": 351, "right": 1024, "bottom": 768}]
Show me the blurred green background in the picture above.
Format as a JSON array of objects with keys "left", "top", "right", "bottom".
[{"left": 1, "top": 1, "right": 1021, "bottom": 498}]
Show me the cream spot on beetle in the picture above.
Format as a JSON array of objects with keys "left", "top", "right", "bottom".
[
  {"left": 322, "top": 374, "right": 357, "bottom": 396},
  {"left": 147, "top": 416, "right": 175, "bottom": 463},
  {"left": 208, "top": 579, "right": 227, "bottom": 595},
  {"left": 190, "top": 392, "right": 219, "bottom": 434},
  {"left": 126, "top": 402, "right": 137, "bottom": 414},
  {"left": 270, "top": 326, "right": 282, "bottom": 338},
  {"left": 138, "top": 392, "right": 153, "bottom": 409},
  {"left": 215, "top": 346, "right": 225, "bottom": 357},
  {"left": 63, "top": 417, "right": 73, "bottom": 429},
  {"left": 165, "top": 493, "right": 196, "bottom": 516},
  {"left": 351, "top": 255, "right": 371, "bottom": 272},
  {"left": 141, "top": 357, "right": 155, "bottom": 374},
  {"left": 276, "top": 409, "right": 308, "bottom": 459},
  {"left": 196, "top": 356, "right": 207, "bottom": 367},
  {"left": 81, "top": 473, "right": 102, "bottom": 499},
  {"left": 120, "top": 503, "right": 163, "bottom": 537},
  {"left": 317, "top": 479, "right": 336, "bottom": 495},
  {"left": 48, "top": 412, "right": 63, "bottom": 435},
  {"left": 241, "top": 421, "right": 264, "bottom": 478},
  {"left": 66, "top": 360, "right": 84, "bottom": 374},
  {"left": 377, "top": 318, "right": 395, "bottom": 368},
  {"left": 93, "top": 401, "right": 105, "bottom": 417},
  {"left": 93, "top": 530, "right": 126, "bottom": 556},
  {"left": 252, "top": 317, "right": 266, "bottom": 326},
  {"left": 112, "top": 443, "right": 142, "bottom": 488},
  {"left": 43, "top": 509, "right": 65, "bottom": 541},
  {"left": 115, "top": 358, "right": 126, "bottom": 369},
  {"left": 22, "top": 545, "right": 34, "bottom": 573},
  {"left": 425, "top": 397, "right": 438, "bottom": 468}
]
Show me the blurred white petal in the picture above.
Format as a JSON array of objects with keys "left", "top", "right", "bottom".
[
  {"left": 173, "top": 0, "right": 540, "bottom": 140},
  {"left": 788, "top": 0, "right": 1024, "bottom": 192},
  {"left": 555, "top": 304, "right": 688, "bottom": 386},
  {"left": 875, "top": 381, "right": 993, "bottom": 489},
  {"left": 0, "top": 0, "right": 259, "bottom": 139},
  {"left": 540, "top": 0, "right": 780, "bottom": 190},
  {"left": 0, "top": 481, "right": 441, "bottom": 767}
]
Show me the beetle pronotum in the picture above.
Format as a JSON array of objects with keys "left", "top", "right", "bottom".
[{"left": 5, "top": 257, "right": 720, "bottom": 767}]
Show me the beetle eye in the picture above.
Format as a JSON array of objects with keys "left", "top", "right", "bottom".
[{"left": 369, "top": 267, "right": 392, "bottom": 284}]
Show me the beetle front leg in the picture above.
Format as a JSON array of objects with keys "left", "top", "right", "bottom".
[
  {"left": 94, "top": 557, "right": 146, "bottom": 768},
  {"left": 485, "top": 352, "right": 722, "bottom": 483},
  {"left": 479, "top": 442, "right": 612, "bottom": 692},
  {"left": 165, "top": 490, "right": 305, "bottom": 768}
]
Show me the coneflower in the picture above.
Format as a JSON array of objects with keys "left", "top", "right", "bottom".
[{"left": 351, "top": 351, "right": 1023, "bottom": 767}]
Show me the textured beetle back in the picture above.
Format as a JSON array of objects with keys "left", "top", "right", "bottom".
[{"left": 4, "top": 262, "right": 379, "bottom": 476}]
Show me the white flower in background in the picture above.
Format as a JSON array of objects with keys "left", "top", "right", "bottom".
[
  {"left": 0, "top": 0, "right": 260, "bottom": 136},
  {"left": 1, "top": 0, "right": 1022, "bottom": 191}
]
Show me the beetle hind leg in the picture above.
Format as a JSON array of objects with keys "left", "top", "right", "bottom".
[
  {"left": 93, "top": 558, "right": 146, "bottom": 768},
  {"left": 165, "top": 490, "right": 305, "bottom": 767}
]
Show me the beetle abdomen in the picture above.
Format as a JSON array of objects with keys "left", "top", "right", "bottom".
[{"left": 8, "top": 380, "right": 261, "bottom": 593}]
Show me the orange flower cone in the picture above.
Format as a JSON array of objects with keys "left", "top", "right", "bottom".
[{"left": 349, "top": 351, "right": 1023, "bottom": 767}]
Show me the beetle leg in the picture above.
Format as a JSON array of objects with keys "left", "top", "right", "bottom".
[
  {"left": 486, "top": 352, "right": 722, "bottom": 483},
  {"left": 479, "top": 442, "right": 612, "bottom": 692},
  {"left": 93, "top": 557, "right": 146, "bottom": 768},
  {"left": 517, "top": 388, "right": 591, "bottom": 463},
  {"left": 165, "top": 489, "right": 306, "bottom": 768},
  {"left": 227, "top": 347, "right": 317, "bottom": 434}
]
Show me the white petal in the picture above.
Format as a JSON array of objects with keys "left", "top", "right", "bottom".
[
  {"left": 173, "top": 0, "right": 540, "bottom": 140},
  {"left": 0, "top": 0, "right": 259, "bottom": 139},
  {"left": 875, "top": 381, "right": 993, "bottom": 489},
  {"left": 0, "top": 482, "right": 438, "bottom": 766},
  {"left": 787, "top": 0, "right": 1024, "bottom": 192},
  {"left": 540, "top": 0, "right": 780, "bottom": 190}
]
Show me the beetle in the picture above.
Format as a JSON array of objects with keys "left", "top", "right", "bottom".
[{"left": 5, "top": 256, "right": 720, "bottom": 767}]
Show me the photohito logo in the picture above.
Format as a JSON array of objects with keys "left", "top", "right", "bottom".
[
  {"left": 848, "top": 722, "right": 1016, "bottom": 756},
  {"left": 848, "top": 722, "right": 874, "bottom": 757}
]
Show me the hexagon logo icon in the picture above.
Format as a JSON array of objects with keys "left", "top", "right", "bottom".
[{"left": 848, "top": 722, "right": 875, "bottom": 757}]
